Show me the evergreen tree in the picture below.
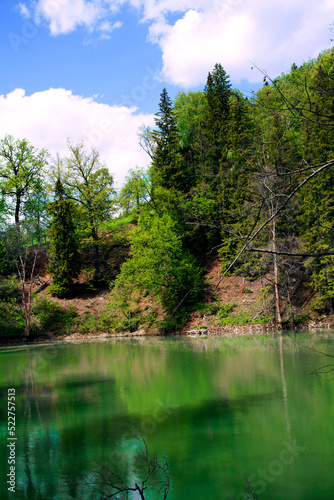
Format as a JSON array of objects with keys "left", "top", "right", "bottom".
[
  {"left": 47, "top": 179, "right": 80, "bottom": 297},
  {"left": 204, "top": 63, "right": 232, "bottom": 119},
  {"left": 152, "top": 88, "right": 187, "bottom": 191},
  {"left": 203, "top": 63, "right": 232, "bottom": 174}
]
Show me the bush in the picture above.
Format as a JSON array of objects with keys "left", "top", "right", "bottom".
[
  {"left": 0, "top": 276, "right": 20, "bottom": 302},
  {"left": 0, "top": 277, "right": 25, "bottom": 336},
  {"left": 218, "top": 302, "right": 235, "bottom": 319},
  {"left": 0, "top": 241, "right": 14, "bottom": 275},
  {"left": 33, "top": 297, "right": 77, "bottom": 334}
]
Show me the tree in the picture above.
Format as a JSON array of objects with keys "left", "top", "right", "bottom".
[
  {"left": 0, "top": 135, "right": 49, "bottom": 225},
  {"left": 298, "top": 168, "right": 334, "bottom": 314},
  {"left": 47, "top": 179, "right": 81, "bottom": 297},
  {"left": 203, "top": 63, "right": 232, "bottom": 175},
  {"left": 115, "top": 212, "right": 204, "bottom": 329},
  {"left": 63, "top": 141, "right": 115, "bottom": 284},
  {"left": 22, "top": 181, "right": 50, "bottom": 244},
  {"left": 2, "top": 223, "right": 41, "bottom": 337},
  {"left": 152, "top": 88, "right": 187, "bottom": 191},
  {"left": 118, "top": 167, "right": 151, "bottom": 217},
  {"left": 174, "top": 91, "right": 207, "bottom": 195}
]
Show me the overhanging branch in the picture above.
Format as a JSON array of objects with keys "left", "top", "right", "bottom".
[
  {"left": 247, "top": 248, "right": 334, "bottom": 257},
  {"left": 215, "top": 159, "right": 334, "bottom": 289}
]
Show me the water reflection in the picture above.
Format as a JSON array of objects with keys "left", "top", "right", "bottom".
[
  {"left": 0, "top": 334, "right": 334, "bottom": 499},
  {"left": 278, "top": 335, "right": 291, "bottom": 441}
]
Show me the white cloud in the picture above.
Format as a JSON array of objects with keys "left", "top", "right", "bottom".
[
  {"left": 151, "top": 8, "right": 254, "bottom": 87},
  {"left": 152, "top": 0, "right": 334, "bottom": 86},
  {"left": 33, "top": 0, "right": 108, "bottom": 35},
  {"left": 17, "top": 2, "right": 31, "bottom": 18},
  {"left": 20, "top": 0, "right": 334, "bottom": 85},
  {"left": 0, "top": 88, "right": 154, "bottom": 188}
]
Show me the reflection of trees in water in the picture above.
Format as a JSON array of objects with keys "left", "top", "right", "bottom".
[
  {"left": 21, "top": 348, "right": 65, "bottom": 499},
  {"left": 76, "top": 436, "right": 170, "bottom": 500},
  {"left": 24, "top": 348, "right": 42, "bottom": 424},
  {"left": 304, "top": 345, "right": 334, "bottom": 380},
  {"left": 278, "top": 335, "right": 291, "bottom": 442}
]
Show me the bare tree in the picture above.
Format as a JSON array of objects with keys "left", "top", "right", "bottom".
[{"left": 3, "top": 224, "right": 41, "bottom": 338}]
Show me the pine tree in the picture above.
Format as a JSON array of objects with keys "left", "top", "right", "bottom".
[{"left": 47, "top": 179, "right": 80, "bottom": 297}]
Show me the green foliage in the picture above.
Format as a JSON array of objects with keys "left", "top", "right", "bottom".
[
  {"left": 0, "top": 134, "right": 49, "bottom": 224},
  {"left": 174, "top": 90, "right": 206, "bottom": 148},
  {"left": 47, "top": 179, "right": 81, "bottom": 297},
  {"left": 118, "top": 167, "right": 151, "bottom": 216},
  {"left": 0, "top": 240, "right": 13, "bottom": 275},
  {"left": 33, "top": 297, "right": 77, "bottom": 333},
  {"left": 22, "top": 186, "right": 50, "bottom": 243},
  {"left": 3, "top": 50, "right": 334, "bottom": 333},
  {"left": 64, "top": 142, "right": 115, "bottom": 284},
  {"left": 0, "top": 276, "right": 24, "bottom": 336},
  {"left": 218, "top": 302, "right": 235, "bottom": 319},
  {"left": 216, "top": 301, "right": 259, "bottom": 326},
  {"left": 293, "top": 314, "right": 310, "bottom": 324},
  {"left": 115, "top": 212, "right": 204, "bottom": 329},
  {"left": 152, "top": 88, "right": 190, "bottom": 192},
  {"left": 0, "top": 275, "right": 20, "bottom": 302}
]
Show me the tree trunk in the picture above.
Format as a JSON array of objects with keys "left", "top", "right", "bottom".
[
  {"left": 24, "top": 292, "right": 30, "bottom": 338},
  {"left": 91, "top": 224, "right": 100, "bottom": 285},
  {"left": 15, "top": 192, "right": 21, "bottom": 225},
  {"left": 273, "top": 217, "right": 282, "bottom": 327}
]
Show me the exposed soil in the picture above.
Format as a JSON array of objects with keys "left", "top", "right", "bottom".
[{"left": 1, "top": 252, "right": 333, "bottom": 347}]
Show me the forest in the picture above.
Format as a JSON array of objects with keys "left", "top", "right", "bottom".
[{"left": 1, "top": 47, "right": 334, "bottom": 338}]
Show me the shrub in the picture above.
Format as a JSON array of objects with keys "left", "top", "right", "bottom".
[
  {"left": 33, "top": 297, "right": 77, "bottom": 334},
  {"left": 0, "top": 277, "right": 24, "bottom": 336}
]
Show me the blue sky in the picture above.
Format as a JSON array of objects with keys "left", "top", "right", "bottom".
[{"left": 0, "top": 0, "right": 333, "bottom": 188}]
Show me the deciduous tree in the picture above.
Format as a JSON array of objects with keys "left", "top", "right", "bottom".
[
  {"left": 63, "top": 141, "right": 115, "bottom": 284},
  {"left": 0, "top": 135, "right": 49, "bottom": 225}
]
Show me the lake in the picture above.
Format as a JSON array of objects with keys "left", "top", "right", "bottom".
[{"left": 1, "top": 332, "right": 334, "bottom": 499}]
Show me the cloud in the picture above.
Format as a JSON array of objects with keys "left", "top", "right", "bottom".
[
  {"left": 32, "top": 0, "right": 110, "bottom": 35},
  {"left": 20, "top": 0, "right": 333, "bottom": 85},
  {"left": 0, "top": 88, "right": 155, "bottom": 188},
  {"left": 17, "top": 2, "right": 31, "bottom": 18},
  {"left": 152, "top": 0, "right": 334, "bottom": 87}
]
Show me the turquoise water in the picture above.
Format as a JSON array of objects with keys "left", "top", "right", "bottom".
[{"left": 1, "top": 333, "right": 334, "bottom": 499}]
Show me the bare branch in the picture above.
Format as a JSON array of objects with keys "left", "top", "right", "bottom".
[
  {"left": 215, "top": 159, "right": 334, "bottom": 289},
  {"left": 246, "top": 248, "right": 334, "bottom": 257}
]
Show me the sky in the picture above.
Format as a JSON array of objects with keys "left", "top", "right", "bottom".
[{"left": 0, "top": 0, "right": 333, "bottom": 188}]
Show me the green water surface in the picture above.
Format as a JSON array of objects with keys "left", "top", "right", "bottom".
[{"left": 1, "top": 333, "right": 334, "bottom": 499}]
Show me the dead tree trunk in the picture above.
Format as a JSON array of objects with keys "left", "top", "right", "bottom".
[{"left": 272, "top": 216, "right": 282, "bottom": 327}]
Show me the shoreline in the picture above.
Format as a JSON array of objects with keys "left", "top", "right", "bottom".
[{"left": 1, "top": 317, "right": 334, "bottom": 349}]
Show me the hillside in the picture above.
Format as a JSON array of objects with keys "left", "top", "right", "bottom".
[
  {"left": 2, "top": 51, "right": 334, "bottom": 342},
  {"left": 2, "top": 249, "right": 332, "bottom": 346}
]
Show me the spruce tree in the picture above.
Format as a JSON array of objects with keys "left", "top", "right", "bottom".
[
  {"left": 204, "top": 63, "right": 232, "bottom": 119},
  {"left": 152, "top": 88, "right": 186, "bottom": 191},
  {"left": 47, "top": 179, "right": 80, "bottom": 297},
  {"left": 203, "top": 63, "right": 232, "bottom": 190}
]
